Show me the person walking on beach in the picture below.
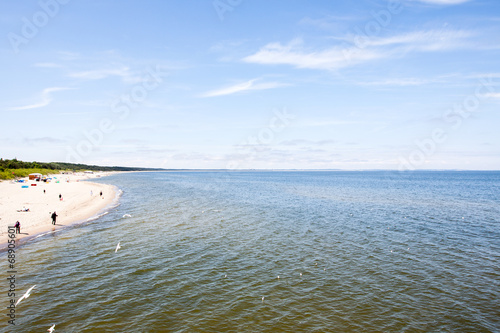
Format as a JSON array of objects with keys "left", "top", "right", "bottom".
[
  {"left": 100, "top": 191, "right": 102, "bottom": 197},
  {"left": 59, "top": 193, "right": 62, "bottom": 200},
  {"left": 51, "top": 211, "right": 58, "bottom": 225},
  {"left": 15, "top": 221, "right": 21, "bottom": 234}
]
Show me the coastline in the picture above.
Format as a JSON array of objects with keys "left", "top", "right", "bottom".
[{"left": 0, "top": 171, "right": 121, "bottom": 249}]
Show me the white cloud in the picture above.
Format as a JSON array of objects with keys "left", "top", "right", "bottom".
[
  {"left": 243, "top": 38, "right": 382, "bottom": 71},
  {"left": 280, "top": 139, "right": 337, "bottom": 146},
  {"left": 296, "top": 119, "right": 359, "bottom": 128},
  {"left": 33, "top": 62, "right": 63, "bottom": 68},
  {"left": 201, "top": 79, "right": 289, "bottom": 97},
  {"left": 9, "top": 87, "right": 71, "bottom": 111},
  {"left": 467, "top": 73, "right": 500, "bottom": 79},
  {"left": 360, "top": 30, "right": 473, "bottom": 51},
  {"left": 357, "top": 78, "right": 430, "bottom": 86},
  {"left": 483, "top": 92, "right": 500, "bottom": 99},
  {"left": 68, "top": 67, "right": 142, "bottom": 83},
  {"left": 243, "top": 30, "right": 473, "bottom": 71}
]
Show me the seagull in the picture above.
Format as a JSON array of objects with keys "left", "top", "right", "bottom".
[
  {"left": 224, "top": 274, "right": 227, "bottom": 278},
  {"left": 47, "top": 324, "right": 55, "bottom": 332},
  {"left": 123, "top": 214, "right": 132, "bottom": 218},
  {"left": 115, "top": 242, "right": 121, "bottom": 253},
  {"left": 16, "top": 285, "right": 36, "bottom": 306},
  {"left": 300, "top": 273, "right": 302, "bottom": 276},
  {"left": 262, "top": 296, "right": 265, "bottom": 303},
  {"left": 277, "top": 275, "right": 280, "bottom": 279}
]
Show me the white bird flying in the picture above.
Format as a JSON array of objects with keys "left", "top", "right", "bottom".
[
  {"left": 123, "top": 214, "right": 132, "bottom": 218},
  {"left": 115, "top": 242, "right": 121, "bottom": 253},
  {"left": 47, "top": 324, "right": 55, "bottom": 332},
  {"left": 16, "top": 285, "right": 36, "bottom": 306}
]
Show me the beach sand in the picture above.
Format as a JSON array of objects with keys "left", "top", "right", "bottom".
[{"left": 0, "top": 172, "right": 119, "bottom": 248}]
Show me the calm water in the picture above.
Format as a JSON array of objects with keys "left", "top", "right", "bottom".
[{"left": 4, "top": 171, "right": 500, "bottom": 332}]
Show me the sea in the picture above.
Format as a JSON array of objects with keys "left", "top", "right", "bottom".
[{"left": 5, "top": 171, "right": 500, "bottom": 332}]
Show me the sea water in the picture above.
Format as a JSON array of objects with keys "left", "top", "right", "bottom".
[{"left": 5, "top": 171, "right": 500, "bottom": 332}]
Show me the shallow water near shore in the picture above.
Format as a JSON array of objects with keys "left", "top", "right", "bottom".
[{"left": 6, "top": 171, "right": 500, "bottom": 332}]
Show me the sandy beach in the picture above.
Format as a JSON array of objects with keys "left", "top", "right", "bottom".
[{"left": 0, "top": 172, "right": 119, "bottom": 248}]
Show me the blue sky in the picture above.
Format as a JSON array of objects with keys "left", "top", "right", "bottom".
[{"left": 1, "top": 0, "right": 499, "bottom": 170}]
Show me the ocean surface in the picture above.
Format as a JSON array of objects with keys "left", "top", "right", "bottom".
[{"left": 5, "top": 171, "right": 500, "bottom": 332}]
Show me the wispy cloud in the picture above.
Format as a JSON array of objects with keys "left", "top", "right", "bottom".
[
  {"left": 483, "top": 92, "right": 500, "bottom": 99},
  {"left": 297, "top": 119, "right": 359, "bottom": 127},
  {"left": 9, "top": 87, "right": 71, "bottom": 111},
  {"left": 34, "top": 62, "right": 63, "bottom": 68},
  {"left": 243, "top": 38, "right": 381, "bottom": 71},
  {"left": 201, "top": 78, "right": 289, "bottom": 97},
  {"left": 22, "top": 137, "right": 67, "bottom": 145},
  {"left": 356, "top": 78, "right": 431, "bottom": 86},
  {"left": 243, "top": 30, "right": 473, "bottom": 71},
  {"left": 467, "top": 73, "right": 500, "bottom": 79},
  {"left": 280, "top": 139, "right": 337, "bottom": 146},
  {"left": 358, "top": 29, "right": 473, "bottom": 51},
  {"left": 67, "top": 67, "right": 141, "bottom": 83}
]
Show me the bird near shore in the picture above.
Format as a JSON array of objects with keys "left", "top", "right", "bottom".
[
  {"left": 123, "top": 214, "right": 132, "bottom": 218},
  {"left": 262, "top": 296, "right": 265, "bottom": 303},
  {"left": 115, "top": 242, "right": 121, "bottom": 253},
  {"left": 16, "top": 285, "right": 36, "bottom": 306},
  {"left": 47, "top": 324, "right": 55, "bottom": 332}
]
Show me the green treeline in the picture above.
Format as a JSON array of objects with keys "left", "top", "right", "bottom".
[{"left": 0, "top": 158, "right": 164, "bottom": 180}]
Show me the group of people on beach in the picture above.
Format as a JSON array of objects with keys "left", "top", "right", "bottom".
[
  {"left": 13, "top": 187, "right": 104, "bottom": 236},
  {"left": 13, "top": 190, "right": 61, "bottom": 235}
]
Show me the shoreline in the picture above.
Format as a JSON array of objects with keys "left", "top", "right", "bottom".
[{"left": 0, "top": 171, "right": 121, "bottom": 250}]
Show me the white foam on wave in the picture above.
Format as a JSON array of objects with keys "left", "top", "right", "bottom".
[
  {"left": 33, "top": 229, "right": 62, "bottom": 239},
  {"left": 86, "top": 211, "right": 110, "bottom": 222}
]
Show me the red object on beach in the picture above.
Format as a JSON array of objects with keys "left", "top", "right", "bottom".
[{"left": 31, "top": 184, "right": 37, "bottom": 186}]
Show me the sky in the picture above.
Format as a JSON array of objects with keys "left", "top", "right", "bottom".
[{"left": 0, "top": 0, "right": 499, "bottom": 170}]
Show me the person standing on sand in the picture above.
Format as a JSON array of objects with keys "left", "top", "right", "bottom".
[
  {"left": 100, "top": 191, "right": 102, "bottom": 197},
  {"left": 15, "top": 221, "right": 20, "bottom": 234},
  {"left": 51, "top": 212, "right": 58, "bottom": 225}
]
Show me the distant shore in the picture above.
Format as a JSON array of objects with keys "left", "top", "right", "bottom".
[{"left": 0, "top": 171, "right": 120, "bottom": 249}]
